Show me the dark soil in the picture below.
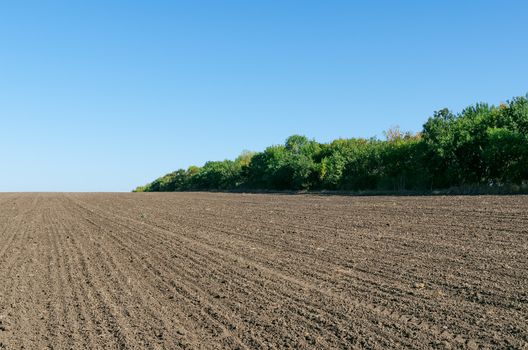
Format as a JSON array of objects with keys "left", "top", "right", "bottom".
[{"left": 0, "top": 193, "right": 526, "bottom": 349}]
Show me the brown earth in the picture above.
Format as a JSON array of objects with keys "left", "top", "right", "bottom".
[{"left": 0, "top": 193, "right": 527, "bottom": 349}]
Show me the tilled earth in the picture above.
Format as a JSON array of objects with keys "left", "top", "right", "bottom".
[{"left": 0, "top": 193, "right": 527, "bottom": 349}]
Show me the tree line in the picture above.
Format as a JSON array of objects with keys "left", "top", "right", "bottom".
[{"left": 134, "top": 95, "right": 528, "bottom": 193}]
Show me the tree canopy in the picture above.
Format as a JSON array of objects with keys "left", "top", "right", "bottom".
[{"left": 134, "top": 95, "right": 528, "bottom": 193}]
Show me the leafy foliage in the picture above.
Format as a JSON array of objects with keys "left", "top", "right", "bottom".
[{"left": 134, "top": 95, "right": 528, "bottom": 192}]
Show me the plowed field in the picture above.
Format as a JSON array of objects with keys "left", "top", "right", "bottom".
[{"left": 0, "top": 193, "right": 526, "bottom": 349}]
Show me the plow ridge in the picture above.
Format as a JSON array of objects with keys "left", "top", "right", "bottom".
[{"left": 0, "top": 193, "right": 527, "bottom": 349}]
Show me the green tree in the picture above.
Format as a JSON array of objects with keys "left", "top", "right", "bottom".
[{"left": 135, "top": 94, "right": 528, "bottom": 193}]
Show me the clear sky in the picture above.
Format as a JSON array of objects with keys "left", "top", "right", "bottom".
[{"left": 1, "top": 1, "right": 527, "bottom": 192}]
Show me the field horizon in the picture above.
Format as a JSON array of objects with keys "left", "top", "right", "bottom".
[{"left": 2, "top": 1, "right": 527, "bottom": 349}]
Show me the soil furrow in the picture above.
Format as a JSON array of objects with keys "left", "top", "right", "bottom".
[{"left": 1, "top": 193, "right": 527, "bottom": 349}]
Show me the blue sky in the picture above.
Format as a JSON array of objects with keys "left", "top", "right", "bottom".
[{"left": 1, "top": 1, "right": 527, "bottom": 191}]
